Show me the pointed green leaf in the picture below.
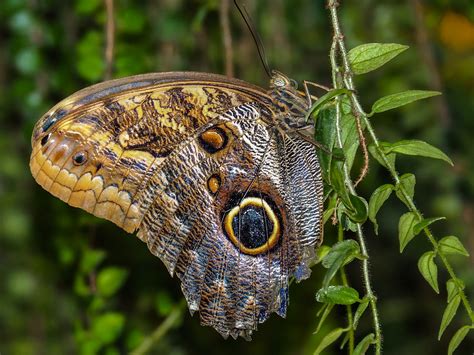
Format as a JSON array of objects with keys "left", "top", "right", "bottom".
[
  {"left": 368, "top": 184, "right": 394, "bottom": 234},
  {"left": 353, "top": 333, "right": 375, "bottom": 355},
  {"left": 395, "top": 173, "right": 416, "bottom": 208},
  {"left": 314, "top": 303, "right": 335, "bottom": 334},
  {"left": 315, "top": 108, "right": 337, "bottom": 182},
  {"left": 316, "top": 285, "right": 360, "bottom": 305},
  {"left": 79, "top": 249, "right": 106, "bottom": 274},
  {"left": 382, "top": 140, "right": 453, "bottom": 166},
  {"left": 97, "top": 267, "right": 129, "bottom": 297},
  {"left": 446, "top": 278, "right": 465, "bottom": 304},
  {"left": 413, "top": 217, "right": 446, "bottom": 236},
  {"left": 348, "top": 43, "right": 409, "bottom": 75},
  {"left": 322, "top": 240, "right": 361, "bottom": 287},
  {"left": 323, "top": 208, "right": 335, "bottom": 225},
  {"left": 322, "top": 240, "right": 361, "bottom": 269},
  {"left": 439, "top": 236, "right": 469, "bottom": 257},
  {"left": 91, "top": 312, "right": 125, "bottom": 345},
  {"left": 448, "top": 325, "right": 472, "bottom": 355},
  {"left": 313, "top": 327, "right": 346, "bottom": 355},
  {"left": 417, "top": 251, "right": 439, "bottom": 293},
  {"left": 353, "top": 298, "right": 369, "bottom": 330},
  {"left": 369, "top": 143, "right": 396, "bottom": 170},
  {"left": 438, "top": 295, "right": 461, "bottom": 340},
  {"left": 340, "top": 110, "right": 360, "bottom": 171},
  {"left": 306, "top": 88, "right": 351, "bottom": 122},
  {"left": 344, "top": 194, "right": 368, "bottom": 224},
  {"left": 330, "top": 160, "right": 350, "bottom": 203},
  {"left": 398, "top": 212, "right": 419, "bottom": 252},
  {"left": 370, "top": 90, "right": 441, "bottom": 115}
]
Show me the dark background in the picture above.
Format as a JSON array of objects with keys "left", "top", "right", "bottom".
[{"left": 1, "top": 0, "right": 473, "bottom": 354}]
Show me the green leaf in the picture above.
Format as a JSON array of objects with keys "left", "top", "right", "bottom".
[
  {"left": 305, "top": 88, "right": 351, "bottom": 122},
  {"left": 344, "top": 194, "right": 368, "bottom": 224},
  {"left": 353, "top": 333, "right": 375, "bottom": 355},
  {"left": 91, "top": 312, "right": 125, "bottom": 345},
  {"left": 315, "top": 108, "right": 337, "bottom": 182},
  {"left": 76, "top": 31, "right": 104, "bottom": 82},
  {"left": 348, "top": 43, "right": 408, "bottom": 75},
  {"left": 439, "top": 236, "right": 469, "bottom": 257},
  {"left": 75, "top": 0, "right": 101, "bottom": 14},
  {"left": 322, "top": 240, "right": 361, "bottom": 288},
  {"left": 370, "top": 90, "right": 441, "bottom": 115},
  {"left": 395, "top": 173, "right": 416, "bottom": 208},
  {"left": 438, "top": 295, "right": 461, "bottom": 340},
  {"left": 417, "top": 251, "right": 439, "bottom": 293},
  {"left": 313, "top": 327, "right": 346, "bottom": 355},
  {"left": 155, "top": 291, "right": 173, "bottom": 316},
  {"left": 316, "top": 245, "right": 332, "bottom": 265},
  {"left": 353, "top": 298, "right": 369, "bottom": 330},
  {"left": 368, "top": 143, "right": 396, "bottom": 170},
  {"left": 368, "top": 184, "right": 394, "bottom": 234},
  {"left": 97, "top": 267, "right": 129, "bottom": 297},
  {"left": 381, "top": 140, "right": 453, "bottom": 166},
  {"left": 316, "top": 286, "right": 360, "bottom": 305},
  {"left": 314, "top": 303, "right": 335, "bottom": 334},
  {"left": 340, "top": 109, "right": 360, "bottom": 171},
  {"left": 398, "top": 212, "right": 418, "bottom": 252},
  {"left": 322, "top": 240, "right": 361, "bottom": 269},
  {"left": 446, "top": 278, "right": 465, "bottom": 304},
  {"left": 79, "top": 249, "right": 106, "bottom": 274},
  {"left": 448, "top": 325, "right": 472, "bottom": 355},
  {"left": 413, "top": 217, "right": 446, "bottom": 235},
  {"left": 330, "top": 159, "right": 349, "bottom": 203}
]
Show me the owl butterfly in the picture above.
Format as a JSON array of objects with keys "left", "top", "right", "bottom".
[{"left": 30, "top": 70, "right": 324, "bottom": 339}]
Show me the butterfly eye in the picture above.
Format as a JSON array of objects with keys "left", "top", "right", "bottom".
[
  {"left": 273, "top": 77, "right": 286, "bottom": 88},
  {"left": 72, "top": 151, "right": 88, "bottom": 166},
  {"left": 290, "top": 79, "right": 298, "bottom": 89},
  {"left": 223, "top": 196, "right": 281, "bottom": 255}
]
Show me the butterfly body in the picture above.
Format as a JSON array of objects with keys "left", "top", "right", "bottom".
[{"left": 30, "top": 71, "right": 323, "bottom": 339}]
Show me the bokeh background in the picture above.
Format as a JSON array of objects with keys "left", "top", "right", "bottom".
[{"left": 1, "top": 0, "right": 473, "bottom": 354}]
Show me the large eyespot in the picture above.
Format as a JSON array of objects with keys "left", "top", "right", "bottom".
[
  {"left": 72, "top": 151, "right": 88, "bottom": 166},
  {"left": 223, "top": 197, "right": 281, "bottom": 255},
  {"left": 198, "top": 126, "right": 228, "bottom": 154}
]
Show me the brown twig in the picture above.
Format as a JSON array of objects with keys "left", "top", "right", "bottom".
[
  {"left": 220, "top": 0, "right": 234, "bottom": 77},
  {"left": 104, "top": 0, "right": 115, "bottom": 80}
]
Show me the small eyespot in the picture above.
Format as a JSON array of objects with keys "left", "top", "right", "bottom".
[
  {"left": 72, "top": 151, "right": 88, "bottom": 166},
  {"left": 40, "top": 134, "right": 51, "bottom": 146}
]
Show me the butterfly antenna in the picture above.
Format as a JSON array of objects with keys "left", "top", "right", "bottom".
[{"left": 234, "top": 0, "right": 272, "bottom": 78}]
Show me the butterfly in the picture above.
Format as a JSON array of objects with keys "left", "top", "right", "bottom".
[{"left": 30, "top": 70, "right": 324, "bottom": 339}]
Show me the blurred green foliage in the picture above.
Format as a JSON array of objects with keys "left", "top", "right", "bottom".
[{"left": 0, "top": 0, "right": 473, "bottom": 354}]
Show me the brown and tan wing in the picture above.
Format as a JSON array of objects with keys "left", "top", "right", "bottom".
[{"left": 29, "top": 72, "right": 323, "bottom": 339}]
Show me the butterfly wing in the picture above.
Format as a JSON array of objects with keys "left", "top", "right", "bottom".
[{"left": 30, "top": 72, "right": 323, "bottom": 339}]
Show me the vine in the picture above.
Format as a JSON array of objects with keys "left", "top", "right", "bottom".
[{"left": 311, "top": 1, "right": 474, "bottom": 354}]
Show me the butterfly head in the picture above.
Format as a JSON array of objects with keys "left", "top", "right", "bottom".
[{"left": 269, "top": 70, "right": 311, "bottom": 128}]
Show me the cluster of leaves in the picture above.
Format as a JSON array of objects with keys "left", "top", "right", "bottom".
[
  {"left": 73, "top": 247, "right": 129, "bottom": 354},
  {"left": 311, "top": 41, "right": 473, "bottom": 354}
]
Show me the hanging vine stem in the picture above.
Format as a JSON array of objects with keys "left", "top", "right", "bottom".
[
  {"left": 327, "top": 1, "right": 384, "bottom": 353},
  {"left": 328, "top": 32, "right": 383, "bottom": 355},
  {"left": 327, "top": 0, "right": 474, "bottom": 332}
]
